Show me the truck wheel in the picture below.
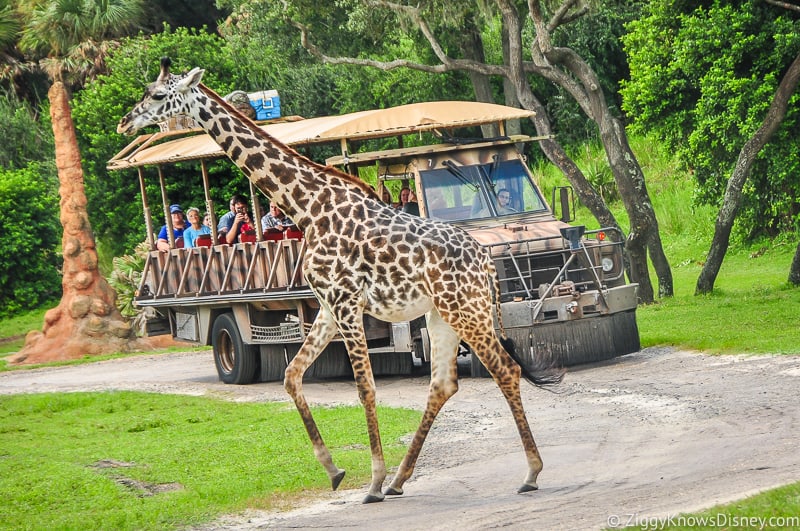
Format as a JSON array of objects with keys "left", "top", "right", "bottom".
[{"left": 212, "top": 313, "right": 258, "bottom": 385}]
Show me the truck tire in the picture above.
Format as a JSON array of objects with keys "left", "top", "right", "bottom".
[{"left": 212, "top": 313, "right": 259, "bottom": 385}]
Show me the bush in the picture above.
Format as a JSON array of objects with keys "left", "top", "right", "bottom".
[
  {"left": 0, "top": 164, "right": 62, "bottom": 318},
  {"left": 107, "top": 241, "right": 152, "bottom": 335}
]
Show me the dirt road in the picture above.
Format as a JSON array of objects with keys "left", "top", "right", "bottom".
[{"left": 2, "top": 347, "right": 799, "bottom": 530}]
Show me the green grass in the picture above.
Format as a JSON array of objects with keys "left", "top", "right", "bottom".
[
  {"left": 609, "top": 482, "right": 800, "bottom": 530},
  {"left": 637, "top": 242, "right": 799, "bottom": 354},
  {"left": 0, "top": 306, "right": 48, "bottom": 357},
  {"left": 0, "top": 391, "right": 421, "bottom": 531}
]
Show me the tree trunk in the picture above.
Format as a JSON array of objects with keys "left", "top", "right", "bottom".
[
  {"left": 524, "top": 0, "right": 671, "bottom": 302},
  {"left": 790, "top": 240, "right": 800, "bottom": 286},
  {"left": 696, "top": 51, "right": 800, "bottom": 294},
  {"left": 10, "top": 82, "right": 136, "bottom": 365},
  {"left": 459, "top": 18, "right": 499, "bottom": 138},
  {"left": 497, "top": 0, "right": 624, "bottom": 240}
]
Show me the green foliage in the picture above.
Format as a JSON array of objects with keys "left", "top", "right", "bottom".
[
  {"left": 0, "top": 91, "right": 55, "bottom": 172},
  {"left": 0, "top": 391, "right": 420, "bottom": 530},
  {"left": 219, "top": 0, "right": 473, "bottom": 118},
  {"left": 107, "top": 241, "right": 151, "bottom": 335},
  {"left": 542, "top": 0, "right": 643, "bottom": 147},
  {"left": 621, "top": 1, "right": 800, "bottom": 240},
  {"left": 72, "top": 26, "right": 244, "bottom": 257},
  {"left": 0, "top": 164, "right": 62, "bottom": 318}
]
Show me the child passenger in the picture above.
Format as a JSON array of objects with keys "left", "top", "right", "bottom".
[{"left": 183, "top": 207, "right": 212, "bottom": 248}]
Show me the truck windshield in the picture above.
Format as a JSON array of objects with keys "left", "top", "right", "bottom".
[{"left": 420, "top": 159, "right": 546, "bottom": 221}]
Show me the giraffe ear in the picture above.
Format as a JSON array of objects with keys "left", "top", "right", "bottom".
[
  {"left": 176, "top": 67, "right": 205, "bottom": 93},
  {"left": 157, "top": 57, "right": 172, "bottom": 82}
]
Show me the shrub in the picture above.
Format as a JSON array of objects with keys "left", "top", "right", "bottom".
[{"left": 0, "top": 164, "right": 62, "bottom": 318}]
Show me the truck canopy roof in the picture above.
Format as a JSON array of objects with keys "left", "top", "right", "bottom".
[{"left": 107, "top": 101, "right": 535, "bottom": 171}]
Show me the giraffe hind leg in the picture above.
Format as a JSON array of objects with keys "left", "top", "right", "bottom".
[
  {"left": 284, "top": 307, "right": 345, "bottom": 491},
  {"left": 472, "top": 331, "right": 544, "bottom": 493},
  {"left": 338, "top": 320, "right": 387, "bottom": 504}
]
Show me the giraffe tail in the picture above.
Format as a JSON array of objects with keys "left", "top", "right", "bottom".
[{"left": 487, "top": 258, "right": 565, "bottom": 389}]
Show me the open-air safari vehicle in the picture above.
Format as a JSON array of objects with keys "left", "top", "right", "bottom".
[{"left": 108, "top": 101, "right": 639, "bottom": 384}]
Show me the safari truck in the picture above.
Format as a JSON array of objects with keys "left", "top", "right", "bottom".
[{"left": 108, "top": 101, "right": 639, "bottom": 384}]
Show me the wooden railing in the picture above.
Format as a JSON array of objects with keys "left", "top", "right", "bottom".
[{"left": 135, "top": 238, "right": 308, "bottom": 301}]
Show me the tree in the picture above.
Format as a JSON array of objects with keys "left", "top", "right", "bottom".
[
  {"left": 790, "top": 242, "right": 800, "bottom": 286},
  {"left": 73, "top": 26, "right": 244, "bottom": 257},
  {"left": 9, "top": 0, "right": 145, "bottom": 364},
  {"left": 622, "top": 0, "right": 800, "bottom": 294},
  {"left": 274, "top": 0, "right": 670, "bottom": 302},
  {"left": 696, "top": 50, "right": 800, "bottom": 294}
]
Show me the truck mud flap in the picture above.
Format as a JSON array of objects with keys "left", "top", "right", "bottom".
[
  {"left": 258, "top": 343, "right": 415, "bottom": 382},
  {"left": 471, "top": 310, "right": 640, "bottom": 377}
]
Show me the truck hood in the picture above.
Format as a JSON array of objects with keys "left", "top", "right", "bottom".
[{"left": 468, "top": 219, "right": 574, "bottom": 254}]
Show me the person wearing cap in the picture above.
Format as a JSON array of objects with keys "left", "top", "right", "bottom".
[{"left": 156, "top": 204, "right": 187, "bottom": 252}]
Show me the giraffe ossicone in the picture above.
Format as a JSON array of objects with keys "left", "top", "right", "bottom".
[{"left": 118, "top": 57, "right": 564, "bottom": 503}]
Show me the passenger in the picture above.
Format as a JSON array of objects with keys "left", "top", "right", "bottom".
[
  {"left": 156, "top": 204, "right": 187, "bottom": 252},
  {"left": 217, "top": 194, "right": 245, "bottom": 236},
  {"left": 401, "top": 189, "right": 420, "bottom": 215},
  {"left": 426, "top": 188, "right": 447, "bottom": 211},
  {"left": 496, "top": 188, "right": 517, "bottom": 215},
  {"left": 394, "top": 186, "right": 412, "bottom": 209},
  {"left": 379, "top": 185, "right": 392, "bottom": 204},
  {"left": 203, "top": 212, "right": 212, "bottom": 228},
  {"left": 223, "top": 196, "right": 256, "bottom": 244},
  {"left": 183, "top": 207, "right": 212, "bottom": 248},
  {"left": 261, "top": 202, "right": 296, "bottom": 233}
]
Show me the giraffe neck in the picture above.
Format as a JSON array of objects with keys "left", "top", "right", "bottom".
[{"left": 182, "top": 84, "right": 375, "bottom": 228}]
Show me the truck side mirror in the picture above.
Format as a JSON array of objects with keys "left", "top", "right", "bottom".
[{"left": 551, "top": 186, "right": 575, "bottom": 223}]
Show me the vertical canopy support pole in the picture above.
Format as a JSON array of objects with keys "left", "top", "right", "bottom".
[
  {"left": 200, "top": 160, "right": 218, "bottom": 243},
  {"left": 157, "top": 165, "right": 174, "bottom": 247},
  {"left": 247, "top": 179, "right": 263, "bottom": 242},
  {"left": 138, "top": 166, "right": 155, "bottom": 250}
]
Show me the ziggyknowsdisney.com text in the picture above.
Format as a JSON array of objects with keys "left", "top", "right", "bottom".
[{"left": 606, "top": 512, "right": 799, "bottom": 530}]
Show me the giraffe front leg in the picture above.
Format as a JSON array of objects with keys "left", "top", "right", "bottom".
[
  {"left": 386, "top": 309, "right": 460, "bottom": 496},
  {"left": 284, "top": 308, "right": 345, "bottom": 491}
]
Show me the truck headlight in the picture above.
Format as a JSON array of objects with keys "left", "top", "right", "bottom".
[{"left": 601, "top": 257, "right": 614, "bottom": 272}]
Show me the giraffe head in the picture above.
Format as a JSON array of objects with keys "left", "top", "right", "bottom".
[{"left": 117, "top": 57, "right": 205, "bottom": 136}]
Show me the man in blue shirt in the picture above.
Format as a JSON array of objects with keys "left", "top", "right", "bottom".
[
  {"left": 217, "top": 194, "right": 246, "bottom": 237},
  {"left": 156, "top": 204, "right": 187, "bottom": 251}
]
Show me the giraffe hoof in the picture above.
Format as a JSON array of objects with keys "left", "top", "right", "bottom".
[
  {"left": 362, "top": 492, "right": 385, "bottom": 504},
  {"left": 517, "top": 482, "right": 539, "bottom": 494},
  {"left": 331, "top": 470, "right": 346, "bottom": 491},
  {"left": 384, "top": 486, "right": 403, "bottom": 496}
]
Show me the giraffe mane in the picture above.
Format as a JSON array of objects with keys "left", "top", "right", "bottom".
[{"left": 197, "top": 83, "right": 380, "bottom": 201}]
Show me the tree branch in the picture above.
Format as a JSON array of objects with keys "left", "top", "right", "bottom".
[
  {"left": 547, "top": 0, "right": 589, "bottom": 32},
  {"left": 290, "top": 6, "right": 507, "bottom": 77},
  {"left": 764, "top": 0, "right": 800, "bottom": 13}
]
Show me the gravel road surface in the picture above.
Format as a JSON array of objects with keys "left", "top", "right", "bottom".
[{"left": 2, "top": 346, "right": 798, "bottom": 530}]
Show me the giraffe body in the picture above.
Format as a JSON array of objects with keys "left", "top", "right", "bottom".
[{"left": 118, "top": 58, "right": 563, "bottom": 502}]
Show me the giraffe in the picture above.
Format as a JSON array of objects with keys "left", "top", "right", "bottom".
[{"left": 118, "top": 58, "right": 564, "bottom": 503}]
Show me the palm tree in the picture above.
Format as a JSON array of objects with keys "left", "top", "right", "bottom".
[{"left": 10, "top": 0, "right": 145, "bottom": 364}]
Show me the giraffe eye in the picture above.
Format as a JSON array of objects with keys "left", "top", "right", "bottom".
[{"left": 151, "top": 92, "right": 166, "bottom": 101}]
